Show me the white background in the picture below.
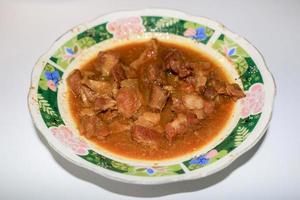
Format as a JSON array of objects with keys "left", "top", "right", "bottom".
[{"left": 1, "top": 0, "right": 300, "bottom": 199}]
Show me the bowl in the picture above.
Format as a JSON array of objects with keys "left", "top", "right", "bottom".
[{"left": 28, "top": 9, "right": 275, "bottom": 184}]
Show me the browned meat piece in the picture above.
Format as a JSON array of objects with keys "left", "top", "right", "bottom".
[
  {"left": 130, "top": 39, "right": 159, "bottom": 70},
  {"left": 194, "top": 72, "right": 208, "bottom": 92},
  {"left": 96, "top": 124, "right": 111, "bottom": 140},
  {"left": 80, "top": 85, "right": 97, "bottom": 106},
  {"left": 164, "top": 49, "right": 193, "bottom": 78},
  {"left": 165, "top": 113, "right": 188, "bottom": 142},
  {"left": 79, "top": 108, "right": 95, "bottom": 117},
  {"left": 81, "top": 79, "right": 112, "bottom": 96},
  {"left": 226, "top": 83, "right": 245, "bottom": 99},
  {"left": 132, "top": 125, "right": 159, "bottom": 148},
  {"left": 110, "top": 64, "right": 127, "bottom": 84},
  {"left": 80, "top": 115, "right": 111, "bottom": 139},
  {"left": 146, "top": 63, "right": 166, "bottom": 84},
  {"left": 203, "top": 100, "right": 215, "bottom": 115},
  {"left": 67, "top": 69, "right": 82, "bottom": 96},
  {"left": 148, "top": 85, "right": 169, "bottom": 111},
  {"left": 147, "top": 63, "right": 159, "bottom": 82},
  {"left": 109, "top": 121, "right": 131, "bottom": 133},
  {"left": 94, "top": 97, "right": 116, "bottom": 112},
  {"left": 116, "top": 87, "right": 142, "bottom": 118},
  {"left": 135, "top": 112, "right": 161, "bottom": 128},
  {"left": 101, "top": 110, "right": 119, "bottom": 122},
  {"left": 122, "top": 64, "right": 138, "bottom": 78},
  {"left": 170, "top": 95, "right": 185, "bottom": 113},
  {"left": 208, "top": 79, "right": 227, "bottom": 94},
  {"left": 179, "top": 80, "right": 196, "bottom": 93},
  {"left": 96, "top": 51, "right": 120, "bottom": 76},
  {"left": 193, "top": 109, "right": 206, "bottom": 120},
  {"left": 203, "top": 86, "right": 217, "bottom": 100},
  {"left": 182, "top": 94, "right": 204, "bottom": 110},
  {"left": 186, "top": 112, "right": 201, "bottom": 127},
  {"left": 80, "top": 115, "right": 98, "bottom": 138},
  {"left": 120, "top": 79, "right": 139, "bottom": 88}
]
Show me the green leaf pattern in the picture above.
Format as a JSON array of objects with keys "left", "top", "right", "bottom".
[
  {"left": 80, "top": 150, "right": 184, "bottom": 176},
  {"left": 155, "top": 17, "right": 180, "bottom": 29},
  {"left": 37, "top": 93, "right": 57, "bottom": 117}
]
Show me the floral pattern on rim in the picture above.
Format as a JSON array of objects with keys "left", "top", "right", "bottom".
[
  {"left": 107, "top": 17, "right": 145, "bottom": 39},
  {"left": 183, "top": 21, "right": 214, "bottom": 43},
  {"left": 45, "top": 70, "right": 60, "bottom": 92},
  {"left": 188, "top": 149, "right": 229, "bottom": 170},
  {"left": 51, "top": 125, "right": 89, "bottom": 155},
  {"left": 241, "top": 83, "right": 265, "bottom": 118},
  {"left": 213, "top": 34, "right": 249, "bottom": 76}
]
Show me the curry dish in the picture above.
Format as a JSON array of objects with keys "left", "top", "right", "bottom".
[{"left": 67, "top": 39, "right": 245, "bottom": 160}]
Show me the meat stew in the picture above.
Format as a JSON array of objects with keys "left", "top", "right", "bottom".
[{"left": 67, "top": 39, "right": 245, "bottom": 160}]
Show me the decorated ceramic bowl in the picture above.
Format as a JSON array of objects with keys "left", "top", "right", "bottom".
[{"left": 28, "top": 9, "right": 275, "bottom": 184}]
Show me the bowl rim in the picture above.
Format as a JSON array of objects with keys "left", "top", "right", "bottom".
[{"left": 28, "top": 8, "right": 276, "bottom": 185}]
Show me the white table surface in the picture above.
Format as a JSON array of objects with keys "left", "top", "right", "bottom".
[{"left": 1, "top": 0, "right": 300, "bottom": 199}]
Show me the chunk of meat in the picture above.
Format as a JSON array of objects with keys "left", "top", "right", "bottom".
[
  {"left": 80, "top": 116, "right": 111, "bottom": 139},
  {"left": 193, "top": 109, "right": 206, "bottom": 120},
  {"left": 110, "top": 64, "right": 126, "bottom": 84},
  {"left": 204, "top": 86, "right": 217, "bottom": 100},
  {"left": 179, "top": 80, "right": 196, "bottom": 93},
  {"left": 109, "top": 121, "right": 131, "bottom": 133},
  {"left": 165, "top": 113, "right": 188, "bottom": 142},
  {"left": 131, "top": 125, "right": 159, "bottom": 149},
  {"left": 186, "top": 112, "right": 201, "bottom": 127},
  {"left": 81, "top": 79, "right": 112, "bottom": 96},
  {"left": 194, "top": 71, "right": 208, "bottom": 92},
  {"left": 79, "top": 108, "right": 95, "bottom": 117},
  {"left": 146, "top": 63, "right": 166, "bottom": 84},
  {"left": 94, "top": 97, "right": 116, "bottom": 112},
  {"left": 208, "top": 79, "right": 227, "bottom": 94},
  {"left": 80, "top": 115, "right": 97, "bottom": 138},
  {"left": 101, "top": 110, "right": 119, "bottom": 122},
  {"left": 148, "top": 85, "right": 169, "bottom": 111},
  {"left": 120, "top": 79, "right": 139, "bottom": 88},
  {"left": 96, "top": 124, "right": 111, "bottom": 140},
  {"left": 130, "top": 39, "right": 159, "bottom": 70},
  {"left": 122, "top": 65, "right": 138, "bottom": 78},
  {"left": 67, "top": 69, "right": 82, "bottom": 96},
  {"left": 226, "top": 83, "right": 245, "bottom": 99},
  {"left": 80, "top": 85, "right": 97, "bottom": 106},
  {"left": 170, "top": 95, "right": 185, "bottom": 113},
  {"left": 96, "top": 51, "right": 120, "bottom": 76},
  {"left": 135, "top": 112, "right": 161, "bottom": 128},
  {"left": 116, "top": 87, "right": 142, "bottom": 118},
  {"left": 164, "top": 49, "right": 193, "bottom": 78},
  {"left": 182, "top": 94, "right": 204, "bottom": 110},
  {"left": 203, "top": 100, "right": 215, "bottom": 115}
]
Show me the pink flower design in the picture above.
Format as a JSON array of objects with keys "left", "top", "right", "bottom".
[
  {"left": 184, "top": 28, "right": 196, "bottom": 37},
  {"left": 241, "top": 83, "right": 265, "bottom": 118},
  {"left": 107, "top": 17, "right": 145, "bottom": 39},
  {"left": 51, "top": 125, "right": 89, "bottom": 155},
  {"left": 47, "top": 80, "right": 57, "bottom": 92},
  {"left": 205, "top": 149, "right": 218, "bottom": 159}
]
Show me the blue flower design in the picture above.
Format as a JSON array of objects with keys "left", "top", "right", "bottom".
[
  {"left": 45, "top": 70, "right": 60, "bottom": 85},
  {"left": 189, "top": 156, "right": 209, "bottom": 165},
  {"left": 146, "top": 168, "right": 155, "bottom": 175},
  {"left": 227, "top": 47, "right": 236, "bottom": 56},
  {"left": 65, "top": 47, "right": 75, "bottom": 56},
  {"left": 192, "top": 27, "right": 207, "bottom": 41}
]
